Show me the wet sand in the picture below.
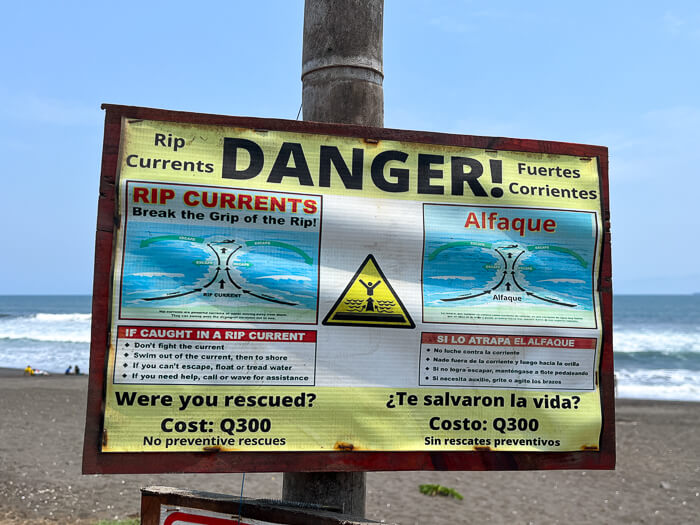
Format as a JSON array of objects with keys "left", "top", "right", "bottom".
[{"left": 1, "top": 367, "right": 698, "bottom": 524}]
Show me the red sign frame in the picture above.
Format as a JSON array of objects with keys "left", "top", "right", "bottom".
[{"left": 83, "top": 104, "right": 614, "bottom": 474}]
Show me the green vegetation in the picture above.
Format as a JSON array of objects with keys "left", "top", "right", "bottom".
[{"left": 419, "top": 483, "right": 464, "bottom": 500}]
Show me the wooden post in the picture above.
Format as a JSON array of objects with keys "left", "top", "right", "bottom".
[
  {"left": 300, "top": 0, "right": 383, "bottom": 126},
  {"left": 282, "top": 0, "right": 384, "bottom": 517}
]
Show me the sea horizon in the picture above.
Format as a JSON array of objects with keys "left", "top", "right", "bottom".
[{"left": 1, "top": 294, "right": 698, "bottom": 402}]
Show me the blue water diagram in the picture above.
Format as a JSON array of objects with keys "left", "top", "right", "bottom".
[
  {"left": 423, "top": 204, "right": 599, "bottom": 328},
  {"left": 119, "top": 222, "right": 320, "bottom": 323}
]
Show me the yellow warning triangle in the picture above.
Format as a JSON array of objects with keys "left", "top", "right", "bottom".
[{"left": 323, "top": 254, "right": 415, "bottom": 329}]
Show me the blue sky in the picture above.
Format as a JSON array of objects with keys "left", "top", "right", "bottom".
[{"left": 1, "top": 1, "right": 698, "bottom": 294}]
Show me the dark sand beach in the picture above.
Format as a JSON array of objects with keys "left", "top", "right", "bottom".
[{"left": 1, "top": 367, "right": 698, "bottom": 524}]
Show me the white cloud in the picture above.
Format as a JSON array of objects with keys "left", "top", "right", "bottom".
[
  {"left": 430, "top": 6, "right": 525, "bottom": 33},
  {"left": 663, "top": 12, "right": 685, "bottom": 35},
  {"left": 429, "top": 16, "right": 473, "bottom": 33},
  {"left": 0, "top": 91, "right": 98, "bottom": 126},
  {"left": 663, "top": 11, "right": 700, "bottom": 39},
  {"left": 643, "top": 105, "right": 700, "bottom": 130}
]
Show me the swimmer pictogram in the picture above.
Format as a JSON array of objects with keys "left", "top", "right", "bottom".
[{"left": 323, "top": 254, "right": 415, "bottom": 328}]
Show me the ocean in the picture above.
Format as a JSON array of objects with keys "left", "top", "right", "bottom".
[
  {"left": 613, "top": 295, "right": 700, "bottom": 401},
  {"left": 0, "top": 294, "right": 698, "bottom": 401}
]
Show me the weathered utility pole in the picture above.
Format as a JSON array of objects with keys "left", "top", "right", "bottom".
[
  {"left": 300, "top": 0, "right": 383, "bottom": 127},
  {"left": 282, "top": 0, "right": 384, "bottom": 518}
]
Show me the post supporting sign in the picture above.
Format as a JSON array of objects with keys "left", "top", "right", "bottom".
[{"left": 83, "top": 105, "right": 614, "bottom": 474}]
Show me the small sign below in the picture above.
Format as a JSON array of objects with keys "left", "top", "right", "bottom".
[{"left": 323, "top": 254, "right": 415, "bottom": 328}]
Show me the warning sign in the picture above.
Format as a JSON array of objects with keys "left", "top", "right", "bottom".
[
  {"left": 84, "top": 105, "right": 614, "bottom": 472},
  {"left": 323, "top": 254, "right": 415, "bottom": 328}
]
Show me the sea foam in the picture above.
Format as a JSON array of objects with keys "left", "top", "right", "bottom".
[
  {"left": 613, "top": 328, "right": 699, "bottom": 354},
  {"left": 0, "top": 313, "right": 91, "bottom": 343}
]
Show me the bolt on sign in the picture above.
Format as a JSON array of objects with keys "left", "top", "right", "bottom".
[{"left": 83, "top": 105, "right": 614, "bottom": 474}]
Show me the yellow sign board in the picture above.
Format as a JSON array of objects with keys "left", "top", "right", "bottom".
[{"left": 87, "top": 107, "right": 612, "bottom": 467}]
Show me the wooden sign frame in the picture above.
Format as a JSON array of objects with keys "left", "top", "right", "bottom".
[{"left": 83, "top": 104, "right": 614, "bottom": 474}]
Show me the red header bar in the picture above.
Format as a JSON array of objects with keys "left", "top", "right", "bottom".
[
  {"left": 118, "top": 326, "right": 316, "bottom": 343},
  {"left": 422, "top": 332, "right": 596, "bottom": 349}
]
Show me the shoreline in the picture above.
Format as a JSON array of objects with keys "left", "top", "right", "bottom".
[
  {"left": 0, "top": 367, "right": 88, "bottom": 379},
  {"left": 3, "top": 366, "right": 698, "bottom": 403},
  {"left": 1, "top": 368, "right": 699, "bottom": 524}
]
